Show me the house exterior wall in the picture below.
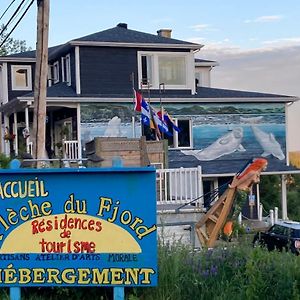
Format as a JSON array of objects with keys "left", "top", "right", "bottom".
[
  {"left": 79, "top": 101, "right": 287, "bottom": 173},
  {"left": 79, "top": 46, "right": 138, "bottom": 95},
  {"left": 195, "top": 67, "right": 211, "bottom": 87},
  {"left": 287, "top": 100, "right": 300, "bottom": 152},
  {"left": 79, "top": 46, "right": 193, "bottom": 95},
  {"left": 167, "top": 102, "right": 286, "bottom": 161}
]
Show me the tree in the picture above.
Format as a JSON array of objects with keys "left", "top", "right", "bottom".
[{"left": 0, "top": 24, "right": 32, "bottom": 56}]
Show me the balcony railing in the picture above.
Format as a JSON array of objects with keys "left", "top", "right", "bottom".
[
  {"left": 63, "top": 140, "right": 79, "bottom": 160},
  {"left": 156, "top": 166, "right": 203, "bottom": 207}
]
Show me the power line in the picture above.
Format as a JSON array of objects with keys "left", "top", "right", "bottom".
[
  {"left": 10, "top": 0, "right": 32, "bottom": 26},
  {"left": 0, "top": 0, "right": 34, "bottom": 49},
  {"left": 0, "top": 0, "right": 17, "bottom": 22},
  {"left": 0, "top": 0, "right": 27, "bottom": 37}
]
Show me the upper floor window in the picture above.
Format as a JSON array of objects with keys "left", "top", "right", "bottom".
[
  {"left": 138, "top": 51, "right": 193, "bottom": 90},
  {"left": 53, "top": 61, "right": 59, "bottom": 84},
  {"left": 158, "top": 56, "right": 186, "bottom": 86},
  {"left": 11, "top": 65, "right": 32, "bottom": 91},
  {"left": 61, "top": 54, "right": 71, "bottom": 85}
]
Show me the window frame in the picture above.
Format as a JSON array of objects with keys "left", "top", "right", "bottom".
[
  {"left": 169, "top": 117, "right": 193, "bottom": 149},
  {"left": 61, "top": 54, "right": 71, "bottom": 86},
  {"left": 53, "top": 61, "right": 59, "bottom": 84},
  {"left": 11, "top": 65, "right": 32, "bottom": 91},
  {"left": 137, "top": 51, "right": 194, "bottom": 91}
]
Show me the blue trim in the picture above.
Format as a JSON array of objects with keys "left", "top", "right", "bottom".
[{"left": 0, "top": 166, "right": 155, "bottom": 175}]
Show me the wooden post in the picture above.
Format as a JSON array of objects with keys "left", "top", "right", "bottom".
[
  {"left": 32, "top": 0, "right": 49, "bottom": 167},
  {"left": 9, "top": 159, "right": 21, "bottom": 300}
]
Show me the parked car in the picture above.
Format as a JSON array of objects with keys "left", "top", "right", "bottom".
[{"left": 253, "top": 221, "right": 300, "bottom": 255}]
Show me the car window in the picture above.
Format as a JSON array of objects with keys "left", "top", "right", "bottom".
[
  {"left": 269, "top": 225, "right": 285, "bottom": 235},
  {"left": 283, "top": 227, "right": 291, "bottom": 236},
  {"left": 291, "top": 229, "right": 300, "bottom": 238}
]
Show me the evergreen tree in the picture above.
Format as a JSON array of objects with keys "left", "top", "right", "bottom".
[{"left": 0, "top": 24, "right": 31, "bottom": 56}]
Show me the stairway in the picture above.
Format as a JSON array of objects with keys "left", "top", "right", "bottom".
[{"left": 195, "top": 187, "right": 237, "bottom": 247}]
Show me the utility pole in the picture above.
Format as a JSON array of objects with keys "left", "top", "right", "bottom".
[{"left": 33, "top": 0, "right": 49, "bottom": 167}]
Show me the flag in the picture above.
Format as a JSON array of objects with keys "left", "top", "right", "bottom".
[
  {"left": 157, "top": 108, "right": 180, "bottom": 133},
  {"left": 141, "top": 99, "right": 151, "bottom": 126},
  {"left": 134, "top": 89, "right": 142, "bottom": 112},
  {"left": 151, "top": 106, "right": 172, "bottom": 137}
]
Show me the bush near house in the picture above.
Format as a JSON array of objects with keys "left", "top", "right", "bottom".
[
  {"left": 0, "top": 153, "right": 11, "bottom": 168},
  {"left": 260, "top": 174, "right": 300, "bottom": 221},
  {"left": 1, "top": 240, "right": 300, "bottom": 300}
]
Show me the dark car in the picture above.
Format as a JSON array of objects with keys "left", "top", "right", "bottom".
[{"left": 253, "top": 221, "right": 300, "bottom": 255}]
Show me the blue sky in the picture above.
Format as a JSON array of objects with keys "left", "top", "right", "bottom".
[{"left": 1, "top": 0, "right": 300, "bottom": 95}]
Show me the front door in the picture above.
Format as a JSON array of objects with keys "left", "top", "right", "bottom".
[{"left": 54, "top": 118, "right": 73, "bottom": 156}]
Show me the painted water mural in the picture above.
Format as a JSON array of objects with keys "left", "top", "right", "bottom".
[
  {"left": 80, "top": 103, "right": 141, "bottom": 150},
  {"left": 80, "top": 102, "right": 286, "bottom": 163},
  {"left": 164, "top": 103, "right": 286, "bottom": 162}
]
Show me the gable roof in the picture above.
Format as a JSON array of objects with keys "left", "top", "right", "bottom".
[{"left": 70, "top": 23, "right": 202, "bottom": 50}]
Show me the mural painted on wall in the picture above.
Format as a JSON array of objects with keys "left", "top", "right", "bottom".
[
  {"left": 164, "top": 103, "right": 286, "bottom": 162},
  {"left": 80, "top": 104, "right": 141, "bottom": 148}
]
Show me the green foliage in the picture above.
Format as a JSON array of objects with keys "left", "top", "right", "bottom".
[
  {"left": 287, "top": 175, "right": 300, "bottom": 221},
  {"left": 0, "top": 153, "right": 11, "bottom": 168},
  {"left": 2, "top": 241, "right": 300, "bottom": 299},
  {"left": 260, "top": 175, "right": 281, "bottom": 212},
  {"left": 0, "top": 24, "right": 31, "bottom": 56},
  {"left": 260, "top": 174, "right": 300, "bottom": 221}
]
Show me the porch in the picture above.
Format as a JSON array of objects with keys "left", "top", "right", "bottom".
[{"left": 1, "top": 102, "right": 81, "bottom": 160}]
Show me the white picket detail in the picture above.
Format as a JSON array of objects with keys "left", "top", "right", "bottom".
[
  {"left": 63, "top": 140, "right": 79, "bottom": 160},
  {"left": 156, "top": 166, "right": 203, "bottom": 206}
]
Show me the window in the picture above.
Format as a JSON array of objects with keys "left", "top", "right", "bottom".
[
  {"left": 141, "top": 55, "right": 153, "bottom": 86},
  {"left": 61, "top": 54, "right": 71, "bottom": 85},
  {"left": 53, "top": 61, "right": 59, "bottom": 84},
  {"left": 158, "top": 56, "right": 186, "bottom": 86},
  {"left": 11, "top": 65, "right": 32, "bottom": 90},
  {"left": 138, "top": 51, "right": 192, "bottom": 90},
  {"left": 169, "top": 118, "right": 193, "bottom": 149},
  {"left": 48, "top": 62, "right": 60, "bottom": 85}
]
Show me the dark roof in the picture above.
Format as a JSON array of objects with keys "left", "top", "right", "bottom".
[
  {"left": 195, "top": 87, "right": 292, "bottom": 98},
  {"left": 21, "top": 82, "right": 76, "bottom": 98},
  {"left": 195, "top": 58, "right": 217, "bottom": 63},
  {"left": 4, "top": 44, "right": 70, "bottom": 60},
  {"left": 168, "top": 150, "right": 300, "bottom": 175},
  {"left": 72, "top": 23, "right": 199, "bottom": 47},
  {"left": 16, "top": 85, "right": 293, "bottom": 100}
]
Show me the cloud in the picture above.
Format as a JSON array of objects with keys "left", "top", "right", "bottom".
[
  {"left": 262, "top": 37, "right": 300, "bottom": 47},
  {"left": 197, "top": 45, "right": 300, "bottom": 97},
  {"left": 244, "top": 15, "right": 283, "bottom": 23},
  {"left": 190, "top": 24, "right": 217, "bottom": 32}
]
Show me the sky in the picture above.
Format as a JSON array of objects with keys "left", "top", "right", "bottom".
[{"left": 1, "top": 0, "right": 300, "bottom": 96}]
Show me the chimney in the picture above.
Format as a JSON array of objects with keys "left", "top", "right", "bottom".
[
  {"left": 157, "top": 29, "right": 172, "bottom": 38},
  {"left": 117, "top": 23, "right": 128, "bottom": 29}
]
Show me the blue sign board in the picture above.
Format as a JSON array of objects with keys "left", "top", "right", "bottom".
[{"left": 0, "top": 167, "right": 157, "bottom": 287}]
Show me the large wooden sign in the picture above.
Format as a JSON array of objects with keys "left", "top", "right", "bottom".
[{"left": 0, "top": 167, "right": 157, "bottom": 287}]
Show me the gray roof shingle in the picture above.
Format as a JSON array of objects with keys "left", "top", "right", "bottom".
[{"left": 72, "top": 23, "right": 199, "bottom": 46}]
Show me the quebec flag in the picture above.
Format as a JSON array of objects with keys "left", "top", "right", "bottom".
[{"left": 141, "top": 99, "right": 151, "bottom": 126}]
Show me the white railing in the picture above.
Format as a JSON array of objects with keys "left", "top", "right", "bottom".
[
  {"left": 27, "top": 141, "right": 33, "bottom": 155},
  {"left": 63, "top": 140, "right": 79, "bottom": 160},
  {"left": 156, "top": 166, "right": 203, "bottom": 207}
]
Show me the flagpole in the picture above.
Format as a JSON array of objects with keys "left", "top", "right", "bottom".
[
  {"left": 159, "top": 83, "right": 165, "bottom": 140},
  {"left": 131, "top": 72, "right": 136, "bottom": 138}
]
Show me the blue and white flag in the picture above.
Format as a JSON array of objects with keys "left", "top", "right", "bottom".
[{"left": 141, "top": 99, "right": 151, "bottom": 127}]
